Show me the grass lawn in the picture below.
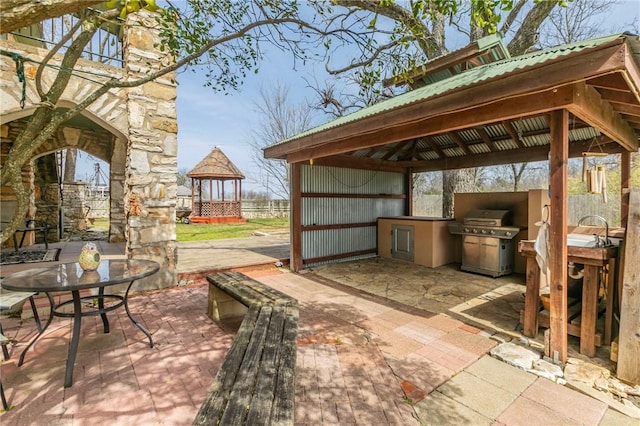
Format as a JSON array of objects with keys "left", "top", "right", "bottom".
[{"left": 176, "top": 218, "right": 289, "bottom": 242}]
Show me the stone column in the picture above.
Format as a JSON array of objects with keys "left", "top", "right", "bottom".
[
  {"left": 109, "top": 137, "right": 127, "bottom": 242},
  {"left": 123, "top": 11, "right": 178, "bottom": 290}
]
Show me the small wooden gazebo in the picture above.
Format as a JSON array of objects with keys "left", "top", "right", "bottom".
[{"left": 186, "top": 147, "right": 247, "bottom": 224}]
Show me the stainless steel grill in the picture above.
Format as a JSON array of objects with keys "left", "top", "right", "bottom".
[{"left": 448, "top": 209, "right": 521, "bottom": 277}]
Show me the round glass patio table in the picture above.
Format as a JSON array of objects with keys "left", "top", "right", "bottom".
[{"left": 1, "top": 259, "right": 159, "bottom": 388}]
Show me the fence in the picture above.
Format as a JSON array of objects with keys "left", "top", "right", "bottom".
[
  {"left": 6, "top": 8, "right": 124, "bottom": 66},
  {"left": 241, "top": 200, "right": 290, "bottom": 219},
  {"left": 413, "top": 194, "right": 623, "bottom": 227},
  {"left": 87, "top": 194, "right": 620, "bottom": 225}
]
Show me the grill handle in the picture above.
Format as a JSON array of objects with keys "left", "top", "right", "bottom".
[{"left": 464, "top": 219, "right": 500, "bottom": 226}]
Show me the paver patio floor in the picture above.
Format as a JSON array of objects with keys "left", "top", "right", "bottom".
[{"left": 1, "top": 239, "right": 637, "bottom": 424}]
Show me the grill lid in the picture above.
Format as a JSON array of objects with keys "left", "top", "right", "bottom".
[{"left": 463, "top": 209, "right": 512, "bottom": 227}]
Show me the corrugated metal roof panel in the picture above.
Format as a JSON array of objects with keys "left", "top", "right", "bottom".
[
  {"left": 468, "top": 143, "right": 490, "bottom": 155},
  {"left": 457, "top": 128, "right": 480, "bottom": 144},
  {"left": 418, "top": 151, "right": 440, "bottom": 161},
  {"left": 494, "top": 139, "right": 518, "bottom": 151},
  {"left": 269, "top": 33, "right": 626, "bottom": 147},
  {"left": 483, "top": 123, "right": 507, "bottom": 140},
  {"left": 523, "top": 133, "right": 550, "bottom": 148},
  {"left": 432, "top": 134, "right": 453, "bottom": 148},
  {"left": 569, "top": 127, "right": 601, "bottom": 142},
  {"left": 443, "top": 147, "right": 465, "bottom": 157}
]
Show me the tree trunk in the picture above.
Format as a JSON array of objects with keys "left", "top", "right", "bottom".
[{"left": 442, "top": 169, "right": 477, "bottom": 218}]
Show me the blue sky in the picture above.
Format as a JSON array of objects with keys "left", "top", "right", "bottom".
[{"left": 77, "top": 1, "right": 640, "bottom": 194}]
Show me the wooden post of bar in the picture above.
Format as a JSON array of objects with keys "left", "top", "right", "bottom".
[
  {"left": 290, "top": 163, "right": 303, "bottom": 271},
  {"left": 621, "top": 151, "right": 630, "bottom": 228},
  {"left": 406, "top": 169, "right": 413, "bottom": 216},
  {"left": 617, "top": 189, "right": 639, "bottom": 384},
  {"left": 548, "top": 110, "right": 569, "bottom": 363}
]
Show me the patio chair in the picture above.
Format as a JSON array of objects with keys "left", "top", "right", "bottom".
[
  {"left": 3, "top": 220, "right": 49, "bottom": 252},
  {"left": 0, "top": 288, "right": 42, "bottom": 410}
]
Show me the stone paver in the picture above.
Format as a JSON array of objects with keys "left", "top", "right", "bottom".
[
  {"left": 437, "top": 370, "right": 520, "bottom": 419},
  {"left": 415, "top": 389, "right": 493, "bottom": 425},
  {"left": 520, "top": 377, "right": 609, "bottom": 425},
  {"left": 496, "top": 395, "right": 581, "bottom": 426},
  {"left": 599, "top": 408, "right": 640, "bottom": 426},
  {"left": 465, "top": 355, "right": 537, "bottom": 394}
]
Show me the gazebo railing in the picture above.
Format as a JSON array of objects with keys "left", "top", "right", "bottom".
[{"left": 194, "top": 201, "right": 241, "bottom": 217}]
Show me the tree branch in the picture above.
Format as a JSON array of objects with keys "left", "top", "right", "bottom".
[
  {"left": 507, "top": 0, "right": 559, "bottom": 55},
  {"left": 0, "top": 0, "right": 103, "bottom": 34}
]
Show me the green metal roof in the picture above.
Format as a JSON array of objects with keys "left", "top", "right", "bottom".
[{"left": 270, "top": 33, "right": 629, "bottom": 147}]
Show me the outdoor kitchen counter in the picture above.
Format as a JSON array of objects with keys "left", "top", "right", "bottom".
[
  {"left": 378, "top": 216, "right": 456, "bottom": 221},
  {"left": 377, "top": 217, "right": 456, "bottom": 268},
  {"left": 518, "top": 240, "right": 619, "bottom": 357}
]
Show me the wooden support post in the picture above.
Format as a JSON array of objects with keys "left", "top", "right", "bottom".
[
  {"left": 406, "top": 170, "right": 413, "bottom": 216},
  {"left": 523, "top": 256, "right": 541, "bottom": 337},
  {"left": 290, "top": 163, "right": 303, "bottom": 271},
  {"left": 548, "top": 109, "right": 569, "bottom": 363},
  {"left": 617, "top": 189, "right": 640, "bottom": 384},
  {"left": 238, "top": 179, "right": 242, "bottom": 218},
  {"left": 621, "top": 151, "right": 630, "bottom": 228},
  {"left": 580, "top": 265, "right": 600, "bottom": 357}
]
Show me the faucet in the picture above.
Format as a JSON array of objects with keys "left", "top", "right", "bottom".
[{"left": 577, "top": 215, "right": 610, "bottom": 247}]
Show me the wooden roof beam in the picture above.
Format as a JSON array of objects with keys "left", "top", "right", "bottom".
[
  {"left": 623, "top": 41, "right": 640, "bottom": 103},
  {"left": 423, "top": 136, "right": 445, "bottom": 158},
  {"left": 449, "top": 131, "right": 472, "bottom": 154},
  {"left": 398, "top": 140, "right": 419, "bottom": 160},
  {"left": 597, "top": 87, "right": 639, "bottom": 106},
  {"left": 475, "top": 126, "right": 499, "bottom": 151},
  {"left": 502, "top": 121, "right": 526, "bottom": 148},
  {"left": 382, "top": 140, "right": 413, "bottom": 160},
  {"left": 401, "top": 139, "right": 624, "bottom": 172},
  {"left": 283, "top": 85, "right": 578, "bottom": 164},
  {"left": 587, "top": 74, "right": 629, "bottom": 91},
  {"left": 303, "top": 154, "right": 405, "bottom": 173},
  {"left": 568, "top": 82, "right": 638, "bottom": 152}
]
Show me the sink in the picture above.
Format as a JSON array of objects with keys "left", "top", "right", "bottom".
[
  {"left": 567, "top": 234, "right": 598, "bottom": 247},
  {"left": 566, "top": 233, "right": 620, "bottom": 248}
]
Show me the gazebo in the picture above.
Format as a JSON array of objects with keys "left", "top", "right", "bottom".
[{"left": 187, "top": 147, "right": 247, "bottom": 224}]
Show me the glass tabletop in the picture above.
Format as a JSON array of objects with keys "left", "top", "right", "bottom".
[{"left": 0, "top": 259, "right": 160, "bottom": 293}]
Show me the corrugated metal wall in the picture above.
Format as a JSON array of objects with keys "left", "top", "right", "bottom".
[{"left": 300, "top": 165, "right": 406, "bottom": 267}]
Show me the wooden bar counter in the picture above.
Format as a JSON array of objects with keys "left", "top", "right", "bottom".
[{"left": 518, "top": 240, "right": 618, "bottom": 357}]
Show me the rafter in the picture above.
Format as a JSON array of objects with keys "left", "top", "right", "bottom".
[
  {"left": 568, "top": 82, "right": 638, "bottom": 152},
  {"left": 382, "top": 140, "right": 412, "bottom": 160},
  {"left": 423, "top": 136, "right": 445, "bottom": 158},
  {"left": 475, "top": 126, "right": 499, "bottom": 151},
  {"left": 502, "top": 120, "right": 526, "bottom": 148},
  {"left": 284, "top": 85, "right": 578, "bottom": 163},
  {"left": 449, "top": 132, "right": 472, "bottom": 154},
  {"left": 401, "top": 139, "right": 624, "bottom": 173}
]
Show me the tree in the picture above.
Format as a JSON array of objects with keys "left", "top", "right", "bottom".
[
  {"left": 304, "top": 0, "right": 562, "bottom": 217},
  {"left": 176, "top": 167, "right": 189, "bottom": 188},
  {"left": 0, "top": 0, "right": 550, "bottom": 243},
  {"left": 249, "top": 82, "right": 314, "bottom": 199},
  {"left": 0, "top": 0, "right": 329, "bottom": 243}
]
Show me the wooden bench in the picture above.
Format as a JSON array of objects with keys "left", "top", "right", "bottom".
[{"left": 193, "top": 272, "right": 298, "bottom": 426}]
